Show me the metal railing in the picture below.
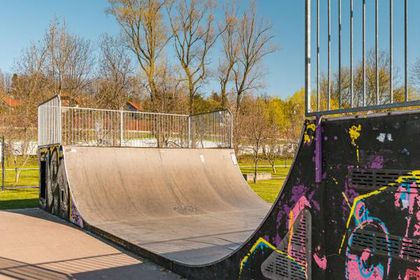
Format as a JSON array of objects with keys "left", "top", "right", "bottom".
[
  {"left": 61, "top": 107, "right": 189, "bottom": 148},
  {"left": 38, "top": 96, "right": 61, "bottom": 146},
  {"left": 305, "top": 0, "right": 420, "bottom": 117},
  {"left": 38, "top": 96, "right": 233, "bottom": 149},
  {"left": 190, "top": 110, "right": 233, "bottom": 148}
]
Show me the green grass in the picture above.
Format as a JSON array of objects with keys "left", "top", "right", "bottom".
[
  {"left": 239, "top": 160, "right": 291, "bottom": 204},
  {"left": 248, "top": 179, "right": 285, "bottom": 203},
  {"left": 1, "top": 156, "right": 39, "bottom": 188},
  {"left": 0, "top": 156, "right": 40, "bottom": 210},
  {"left": 0, "top": 188, "right": 39, "bottom": 210},
  {"left": 0, "top": 169, "right": 39, "bottom": 188},
  {"left": 240, "top": 166, "right": 289, "bottom": 178},
  {"left": 238, "top": 156, "right": 293, "bottom": 166}
]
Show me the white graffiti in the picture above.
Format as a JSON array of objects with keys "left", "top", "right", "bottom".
[{"left": 376, "top": 133, "right": 393, "bottom": 143}]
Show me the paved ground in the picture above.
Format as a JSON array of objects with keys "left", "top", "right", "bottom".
[{"left": 0, "top": 208, "right": 183, "bottom": 280}]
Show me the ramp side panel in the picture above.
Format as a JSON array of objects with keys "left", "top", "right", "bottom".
[{"left": 175, "top": 113, "right": 420, "bottom": 280}]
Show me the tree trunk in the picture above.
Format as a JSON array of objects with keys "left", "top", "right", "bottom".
[
  {"left": 15, "top": 168, "right": 21, "bottom": 183},
  {"left": 253, "top": 151, "right": 259, "bottom": 184},
  {"left": 271, "top": 162, "right": 276, "bottom": 174}
]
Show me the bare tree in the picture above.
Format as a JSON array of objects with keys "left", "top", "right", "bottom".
[
  {"left": 233, "top": 3, "right": 276, "bottom": 113},
  {"left": 168, "top": 0, "right": 223, "bottom": 114},
  {"left": 153, "top": 62, "right": 188, "bottom": 113},
  {"left": 218, "top": 3, "right": 238, "bottom": 108},
  {"left": 262, "top": 99, "right": 281, "bottom": 174},
  {"left": 108, "top": 0, "right": 170, "bottom": 110},
  {"left": 242, "top": 96, "right": 270, "bottom": 183},
  {"left": 44, "top": 19, "right": 93, "bottom": 97},
  {"left": 96, "top": 34, "right": 133, "bottom": 109}
]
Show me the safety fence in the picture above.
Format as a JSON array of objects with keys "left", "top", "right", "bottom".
[
  {"left": 38, "top": 96, "right": 61, "bottom": 146},
  {"left": 38, "top": 96, "right": 233, "bottom": 149},
  {"left": 190, "top": 111, "right": 233, "bottom": 148},
  {"left": 305, "top": 0, "right": 420, "bottom": 116}
]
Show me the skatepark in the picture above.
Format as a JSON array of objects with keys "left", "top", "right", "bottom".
[{"left": 1, "top": 0, "right": 420, "bottom": 279}]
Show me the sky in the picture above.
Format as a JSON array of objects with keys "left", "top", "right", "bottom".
[
  {"left": 0, "top": 0, "right": 306, "bottom": 99},
  {"left": 0, "top": 1, "right": 418, "bottom": 99}
]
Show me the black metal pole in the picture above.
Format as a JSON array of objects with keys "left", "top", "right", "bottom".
[{"left": 1, "top": 136, "right": 4, "bottom": 191}]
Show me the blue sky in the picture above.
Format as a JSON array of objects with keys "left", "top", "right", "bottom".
[
  {"left": 0, "top": 1, "right": 418, "bottom": 99},
  {"left": 0, "top": 1, "right": 305, "bottom": 99}
]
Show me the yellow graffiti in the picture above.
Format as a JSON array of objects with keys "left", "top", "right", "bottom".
[
  {"left": 239, "top": 237, "right": 305, "bottom": 277},
  {"left": 288, "top": 211, "right": 294, "bottom": 256},
  {"left": 341, "top": 192, "right": 351, "bottom": 208},
  {"left": 304, "top": 123, "right": 316, "bottom": 144},
  {"left": 349, "top": 125, "right": 362, "bottom": 145},
  {"left": 348, "top": 124, "right": 362, "bottom": 162},
  {"left": 338, "top": 170, "right": 420, "bottom": 254}
]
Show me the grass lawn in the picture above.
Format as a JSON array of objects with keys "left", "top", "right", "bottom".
[
  {"left": 0, "top": 168, "right": 39, "bottom": 188},
  {"left": 239, "top": 159, "right": 291, "bottom": 203},
  {"left": 0, "top": 188, "right": 39, "bottom": 210},
  {"left": 1, "top": 156, "right": 39, "bottom": 187},
  {"left": 238, "top": 156, "right": 293, "bottom": 166},
  {"left": 0, "top": 156, "right": 40, "bottom": 210},
  {"left": 248, "top": 179, "right": 285, "bottom": 203}
]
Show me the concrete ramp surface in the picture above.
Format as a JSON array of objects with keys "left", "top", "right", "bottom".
[{"left": 64, "top": 147, "right": 270, "bottom": 265}]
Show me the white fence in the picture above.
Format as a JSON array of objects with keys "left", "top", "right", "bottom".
[
  {"left": 38, "top": 96, "right": 61, "bottom": 146},
  {"left": 190, "top": 111, "right": 233, "bottom": 148},
  {"left": 38, "top": 96, "right": 233, "bottom": 149}
]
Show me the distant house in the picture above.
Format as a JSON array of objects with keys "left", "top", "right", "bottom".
[
  {"left": 0, "top": 95, "right": 22, "bottom": 109},
  {"left": 60, "top": 95, "right": 80, "bottom": 107},
  {"left": 125, "top": 101, "right": 142, "bottom": 112}
]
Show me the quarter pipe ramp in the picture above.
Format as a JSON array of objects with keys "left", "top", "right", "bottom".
[{"left": 39, "top": 111, "right": 420, "bottom": 280}]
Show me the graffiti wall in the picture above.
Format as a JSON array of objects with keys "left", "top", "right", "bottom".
[
  {"left": 175, "top": 112, "right": 420, "bottom": 279},
  {"left": 39, "top": 146, "right": 84, "bottom": 227}
]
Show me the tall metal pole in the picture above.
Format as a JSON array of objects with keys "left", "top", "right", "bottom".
[
  {"left": 375, "top": 0, "right": 379, "bottom": 105},
  {"left": 350, "top": 0, "right": 354, "bottom": 107},
  {"left": 362, "top": 0, "right": 366, "bottom": 106},
  {"left": 305, "top": 0, "right": 311, "bottom": 115},
  {"left": 328, "top": 0, "right": 331, "bottom": 110},
  {"left": 1, "top": 136, "right": 4, "bottom": 192},
  {"left": 338, "top": 0, "right": 342, "bottom": 108},
  {"left": 390, "top": 0, "right": 394, "bottom": 103},
  {"left": 404, "top": 0, "right": 408, "bottom": 102},
  {"left": 120, "top": 111, "right": 124, "bottom": 146},
  {"left": 317, "top": 0, "right": 320, "bottom": 111}
]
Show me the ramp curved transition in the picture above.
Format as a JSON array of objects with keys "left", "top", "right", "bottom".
[{"left": 64, "top": 147, "right": 270, "bottom": 265}]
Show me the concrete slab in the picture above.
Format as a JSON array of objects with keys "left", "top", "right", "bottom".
[{"left": 0, "top": 208, "right": 183, "bottom": 280}]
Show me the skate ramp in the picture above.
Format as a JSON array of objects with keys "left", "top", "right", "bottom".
[{"left": 64, "top": 147, "right": 270, "bottom": 265}]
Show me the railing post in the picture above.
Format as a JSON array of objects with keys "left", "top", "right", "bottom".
[
  {"left": 229, "top": 111, "right": 233, "bottom": 149},
  {"left": 57, "top": 96, "right": 62, "bottom": 145},
  {"left": 1, "top": 136, "right": 4, "bottom": 191},
  {"left": 120, "top": 111, "right": 124, "bottom": 147},
  {"left": 188, "top": 116, "right": 191, "bottom": 148},
  {"left": 305, "top": 0, "right": 311, "bottom": 116}
]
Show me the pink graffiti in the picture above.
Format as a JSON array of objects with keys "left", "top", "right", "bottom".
[
  {"left": 394, "top": 182, "right": 418, "bottom": 214},
  {"left": 287, "top": 196, "right": 311, "bottom": 265},
  {"left": 415, "top": 211, "right": 420, "bottom": 237},
  {"left": 288, "top": 196, "right": 310, "bottom": 229},
  {"left": 313, "top": 252, "right": 327, "bottom": 270},
  {"left": 404, "top": 268, "right": 420, "bottom": 280},
  {"left": 346, "top": 249, "right": 384, "bottom": 280}
]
